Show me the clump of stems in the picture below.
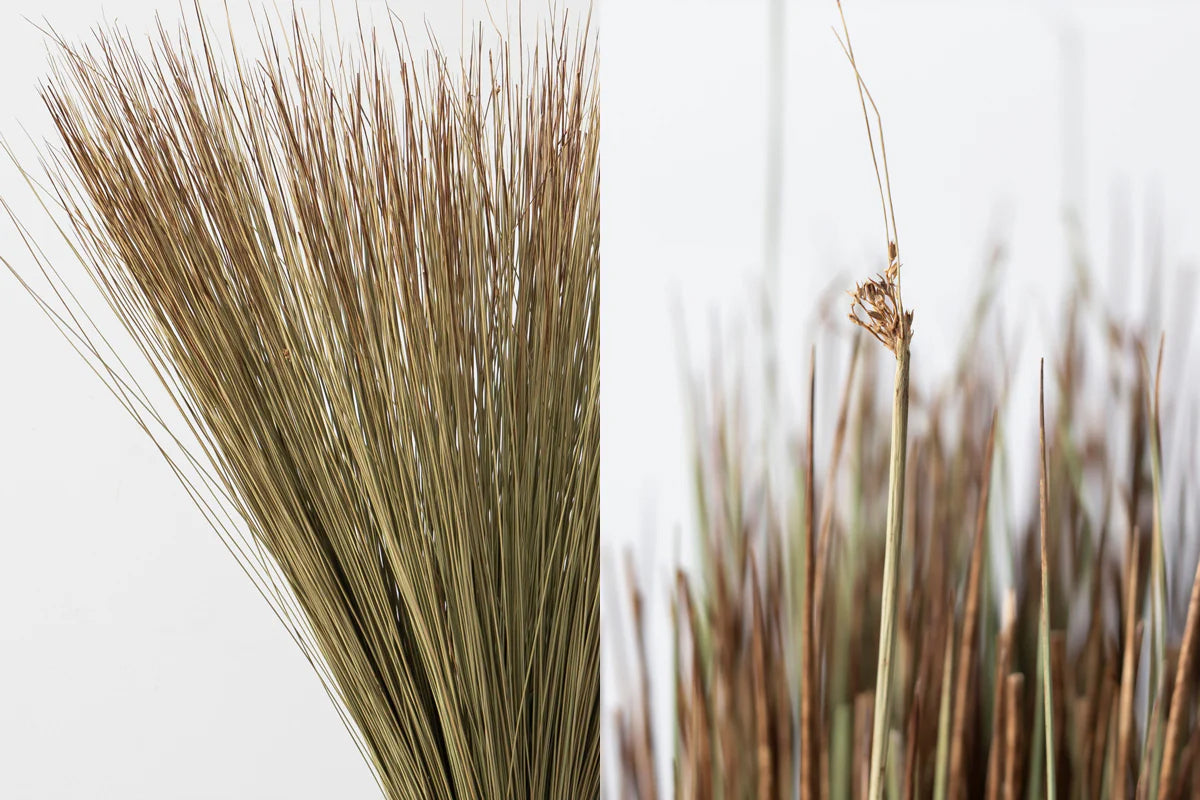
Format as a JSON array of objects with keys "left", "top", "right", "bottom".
[
  {"left": 615, "top": 244, "right": 1199, "bottom": 800},
  {"left": 613, "top": 7, "right": 1199, "bottom": 796},
  {"left": 7, "top": 6, "right": 598, "bottom": 798}
]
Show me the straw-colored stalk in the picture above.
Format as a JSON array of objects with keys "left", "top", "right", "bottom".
[
  {"left": 933, "top": 629, "right": 956, "bottom": 800},
  {"left": 835, "top": 6, "right": 914, "bottom": 798},
  {"left": 1146, "top": 337, "right": 1168, "bottom": 710},
  {"left": 1039, "top": 361, "right": 1058, "bottom": 799},
  {"left": 866, "top": 325, "right": 910, "bottom": 800}
]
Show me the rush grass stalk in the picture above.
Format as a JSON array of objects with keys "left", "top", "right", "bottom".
[
  {"left": 1038, "top": 361, "right": 1058, "bottom": 800},
  {"left": 867, "top": 324, "right": 910, "bottom": 800},
  {"left": 1143, "top": 335, "right": 1168, "bottom": 748},
  {"left": 947, "top": 413, "right": 997, "bottom": 800},
  {"left": 614, "top": 5, "right": 1200, "bottom": 798},
  {"left": 801, "top": 349, "right": 818, "bottom": 800},
  {"left": 933, "top": 631, "right": 956, "bottom": 800},
  {"left": 836, "top": 5, "right": 913, "bottom": 798}
]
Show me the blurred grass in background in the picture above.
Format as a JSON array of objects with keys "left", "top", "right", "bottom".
[{"left": 613, "top": 237, "right": 1200, "bottom": 798}]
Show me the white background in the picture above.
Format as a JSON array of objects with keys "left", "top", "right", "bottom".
[
  {"left": 0, "top": 1, "right": 588, "bottom": 797},
  {"left": 602, "top": 0, "right": 1200, "bottom": 792}
]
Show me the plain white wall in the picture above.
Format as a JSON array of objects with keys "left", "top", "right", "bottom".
[
  {"left": 0, "top": 1, "right": 591, "bottom": 797},
  {"left": 601, "top": 0, "right": 1200, "bottom": 792}
]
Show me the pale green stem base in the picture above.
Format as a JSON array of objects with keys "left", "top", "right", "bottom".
[{"left": 867, "top": 338, "right": 910, "bottom": 800}]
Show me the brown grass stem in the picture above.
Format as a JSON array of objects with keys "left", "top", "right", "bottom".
[
  {"left": 1117, "top": 529, "right": 1143, "bottom": 800},
  {"left": 1004, "top": 674, "right": 1025, "bottom": 800},
  {"left": 947, "top": 412, "right": 997, "bottom": 800},
  {"left": 1159, "top": 486, "right": 1200, "bottom": 799},
  {"left": 984, "top": 593, "right": 1016, "bottom": 800},
  {"left": 801, "top": 348, "right": 818, "bottom": 800}
]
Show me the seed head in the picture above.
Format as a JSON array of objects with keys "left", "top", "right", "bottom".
[{"left": 848, "top": 240, "right": 913, "bottom": 356}]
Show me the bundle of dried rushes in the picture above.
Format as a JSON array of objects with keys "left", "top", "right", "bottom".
[
  {"left": 614, "top": 4, "right": 1198, "bottom": 799},
  {"left": 5, "top": 6, "right": 598, "bottom": 798},
  {"left": 615, "top": 267, "right": 1200, "bottom": 800}
]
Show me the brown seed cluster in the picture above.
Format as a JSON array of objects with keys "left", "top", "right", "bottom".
[{"left": 848, "top": 242, "right": 913, "bottom": 356}]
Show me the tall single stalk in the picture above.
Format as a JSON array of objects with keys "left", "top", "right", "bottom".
[
  {"left": 801, "top": 350, "right": 818, "bottom": 800},
  {"left": 932, "top": 601, "right": 956, "bottom": 800},
  {"left": 865, "top": 325, "right": 910, "bottom": 800},
  {"left": 1038, "top": 361, "right": 1058, "bottom": 800},
  {"left": 836, "top": 5, "right": 913, "bottom": 798}
]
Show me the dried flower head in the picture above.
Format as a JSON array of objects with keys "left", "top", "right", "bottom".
[
  {"left": 835, "top": 0, "right": 913, "bottom": 361},
  {"left": 848, "top": 241, "right": 913, "bottom": 356}
]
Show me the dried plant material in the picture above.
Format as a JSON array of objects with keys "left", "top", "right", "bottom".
[
  {"left": 985, "top": 594, "right": 1017, "bottom": 800},
  {"left": 612, "top": 5, "right": 1199, "bottom": 799},
  {"left": 933, "top": 631, "right": 955, "bottom": 800},
  {"left": 1159, "top": 506, "right": 1200, "bottom": 798},
  {"left": 622, "top": 555, "right": 659, "bottom": 800},
  {"left": 848, "top": 250, "right": 914, "bottom": 358},
  {"left": 1138, "top": 683, "right": 1169, "bottom": 800},
  {"left": 1004, "top": 675, "right": 1026, "bottom": 800},
  {"left": 615, "top": 285, "right": 1195, "bottom": 796},
  {"left": 1141, "top": 335, "right": 1169, "bottom": 716},
  {"left": 1117, "top": 530, "right": 1143, "bottom": 800},
  {"left": 832, "top": 6, "right": 915, "bottom": 798},
  {"left": 7, "top": 6, "right": 598, "bottom": 798},
  {"left": 855, "top": 692, "right": 876, "bottom": 800},
  {"left": 947, "top": 413, "right": 997, "bottom": 800},
  {"left": 801, "top": 348, "right": 819, "bottom": 800},
  {"left": 1039, "top": 360, "right": 1059, "bottom": 800},
  {"left": 835, "top": 0, "right": 913, "bottom": 360}
]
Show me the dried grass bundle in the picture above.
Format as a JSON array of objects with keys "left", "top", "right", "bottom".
[
  {"left": 613, "top": 6, "right": 1200, "bottom": 800},
  {"left": 616, "top": 267, "right": 1200, "bottom": 800},
  {"left": 6, "top": 6, "right": 598, "bottom": 798}
]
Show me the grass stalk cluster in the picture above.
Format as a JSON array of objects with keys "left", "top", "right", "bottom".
[
  {"left": 614, "top": 259, "right": 1199, "bottom": 800},
  {"left": 7, "top": 6, "right": 599, "bottom": 798},
  {"left": 613, "top": 7, "right": 1199, "bottom": 800}
]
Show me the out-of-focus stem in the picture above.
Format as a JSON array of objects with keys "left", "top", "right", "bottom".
[{"left": 1038, "top": 360, "right": 1058, "bottom": 800}]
